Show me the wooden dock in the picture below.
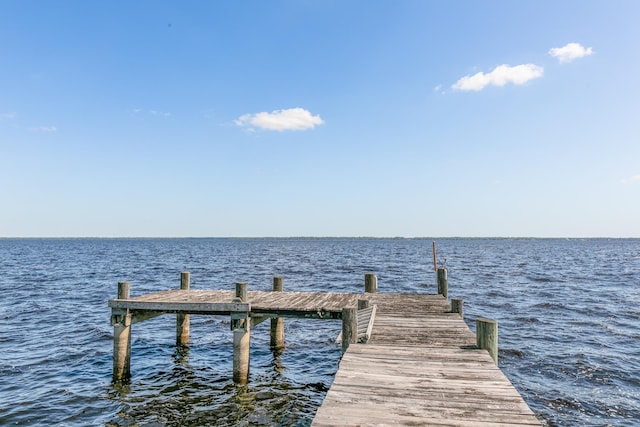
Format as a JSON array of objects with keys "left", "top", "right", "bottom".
[
  {"left": 312, "top": 293, "right": 540, "bottom": 426},
  {"left": 108, "top": 270, "right": 540, "bottom": 426}
]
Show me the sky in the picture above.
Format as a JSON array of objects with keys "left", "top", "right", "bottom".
[{"left": 1, "top": 1, "right": 639, "bottom": 238}]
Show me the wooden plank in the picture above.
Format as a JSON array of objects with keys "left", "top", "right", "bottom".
[{"left": 108, "top": 299, "right": 250, "bottom": 314}]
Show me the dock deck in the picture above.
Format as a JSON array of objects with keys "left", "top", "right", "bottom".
[
  {"left": 109, "top": 273, "right": 540, "bottom": 426},
  {"left": 312, "top": 293, "right": 541, "bottom": 426}
]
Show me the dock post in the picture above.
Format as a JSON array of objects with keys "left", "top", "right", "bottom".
[
  {"left": 112, "top": 281, "right": 132, "bottom": 382},
  {"left": 358, "top": 299, "right": 370, "bottom": 310},
  {"left": 365, "top": 273, "right": 377, "bottom": 293},
  {"left": 235, "top": 282, "right": 248, "bottom": 302},
  {"left": 233, "top": 282, "right": 250, "bottom": 383},
  {"left": 437, "top": 268, "right": 448, "bottom": 298},
  {"left": 270, "top": 276, "right": 285, "bottom": 350},
  {"left": 176, "top": 272, "right": 190, "bottom": 346},
  {"left": 451, "top": 298, "right": 464, "bottom": 318},
  {"left": 341, "top": 307, "right": 358, "bottom": 353},
  {"left": 476, "top": 318, "right": 498, "bottom": 365}
]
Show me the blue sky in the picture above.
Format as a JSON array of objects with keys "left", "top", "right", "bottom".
[{"left": 1, "top": 1, "right": 639, "bottom": 237}]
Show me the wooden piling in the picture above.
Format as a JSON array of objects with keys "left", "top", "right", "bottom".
[
  {"left": 437, "top": 267, "right": 448, "bottom": 298},
  {"left": 232, "top": 313, "right": 250, "bottom": 383},
  {"left": 476, "top": 317, "right": 498, "bottom": 365},
  {"left": 341, "top": 307, "right": 358, "bottom": 353},
  {"left": 236, "top": 282, "right": 248, "bottom": 302},
  {"left": 364, "top": 273, "right": 377, "bottom": 293},
  {"left": 232, "top": 282, "right": 250, "bottom": 383},
  {"left": 358, "top": 299, "right": 370, "bottom": 310},
  {"left": 451, "top": 298, "right": 464, "bottom": 318},
  {"left": 270, "top": 276, "right": 285, "bottom": 349},
  {"left": 176, "top": 272, "right": 190, "bottom": 346},
  {"left": 112, "top": 281, "right": 131, "bottom": 382}
]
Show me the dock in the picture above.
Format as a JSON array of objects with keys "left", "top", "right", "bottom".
[{"left": 108, "top": 270, "right": 541, "bottom": 426}]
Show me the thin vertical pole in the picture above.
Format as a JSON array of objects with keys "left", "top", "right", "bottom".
[
  {"left": 270, "top": 276, "right": 285, "bottom": 349},
  {"left": 476, "top": 317, "right": 498, "bottom": 365},
  {"left": 176, "top": 272, "right": 190, "bottom": 346},
  {"left": 113, "top": 281, "right": 131, "bottom": 382},
  {"left": 432, "top": 241, "right": 437, "bottom": 272},
  {"left": 437, "top": 268, "right": 448, "bottom": 298},
  {"left": 364, "top": 273, "right": 377, "bottom": 293}
]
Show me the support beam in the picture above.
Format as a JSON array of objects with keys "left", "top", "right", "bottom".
[
  {"left": 112, "top": 281, "right": 131, "bottom": 382},
  {"left": 270, "top": 276, "right": 285, "bottom": 350},
  {"left": 176, "top": 272, "right": 190, "bottom": 346}
]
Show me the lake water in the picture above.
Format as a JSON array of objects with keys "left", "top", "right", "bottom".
[{"left": 0, "top": 238, "right": 638, "bottom": 426}]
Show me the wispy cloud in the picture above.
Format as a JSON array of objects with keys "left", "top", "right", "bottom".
[
  {"left": 0, "top": 112, "right": 16, "bottom": 120},
  {"left": 620, "top": 174, "right": 640, "bottom": 185},
  {"left": 452, "top": 64, "right": 543, "bottom": 92},
  {"left": 29, "top": 126, "right": 58, "bottom": 132},
  {"left": 131, "top": 108, "right": 171, "bottom": 117},
  {"left": 235, "top": 107, "right": 324, "bottom": 131},
  {"left": 549, "top": 42, "right": 594, "bottom": 64}
]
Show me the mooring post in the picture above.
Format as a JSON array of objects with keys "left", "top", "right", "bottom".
[
  {"left": 233, "top": 282, "right": 250, "bottom": 383},
  {"left": 235, "top": 282, "right": 248, "bottom": 302},
  {"left": 451, "top": 298, "right": 464, "bottom": 318},
  {"left": 364, "top": 273, "right": 377, "bottom": 293},
  {"left": 476, "top": 317, "right": 498, "bottom": 365},
  {"left": 176, "top": 272, "right": 190, "bottom": 346},
  {"left": 341, "top": 307, "right": 358, "bottom": 353},
  {"left": 112, "top": 281, "right": 131, "bottom": 382},
  {"left": 358, "top": 299, "right": 370, "bottom": 310},
  {"left": 437, "top": 268, "right": 448, "bottom": 298},
  {"left": 270, "top": 276, "right": 285, "bottom": 350}
]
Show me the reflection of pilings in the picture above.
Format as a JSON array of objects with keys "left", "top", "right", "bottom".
[
  {"left": 233, "top": 282, "right": 250, "bottom": 384},
  {"left": 176, "top": 272, "right": 190, "bottom": 346},
  {"left": 270, "top": 276, "right": 285, "bottom": 350},
  {"left": 112, "top": 281, "right": 131, "bottom": 382}
]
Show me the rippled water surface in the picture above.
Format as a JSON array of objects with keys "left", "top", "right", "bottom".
[{"left": 0, "top": 238, "right": 638, "bottom": 426}]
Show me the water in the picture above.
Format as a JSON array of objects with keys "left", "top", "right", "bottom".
[{"left": 0, "top": 238, "right": 638, "bottom": 426}]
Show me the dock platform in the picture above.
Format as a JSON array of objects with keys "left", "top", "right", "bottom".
[{"left": 108, "top": 271, "right": 540, "bottom": 426}]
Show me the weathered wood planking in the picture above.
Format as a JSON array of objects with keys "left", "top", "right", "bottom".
[
  {"left": 312, "top": 293, "right": 541, "bottom": 426},
  {"left": 108, "top": 285, "right": 540, "bottom": 425},
  {"left": 109, "top": 290, "right": 364, "bottom": 318}
]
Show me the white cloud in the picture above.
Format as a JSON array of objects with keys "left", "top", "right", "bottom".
[
  {"left": 620, "top": 174, "right": 640, "bottom": 185},
  {"left": 29, "top": 126, "right": 57, "bottom": 132},
  {"left": 131, "top": 108, "right": 171, "bottom": 117},
  {"left": 452, "top": 64, "right": 544, "bottom": 91},
  {"left": 549, "top": 42, "right": 594, "bottom": 63},
  {"left": 235, "top": 107, "right": 324, "bottom": 131}
]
